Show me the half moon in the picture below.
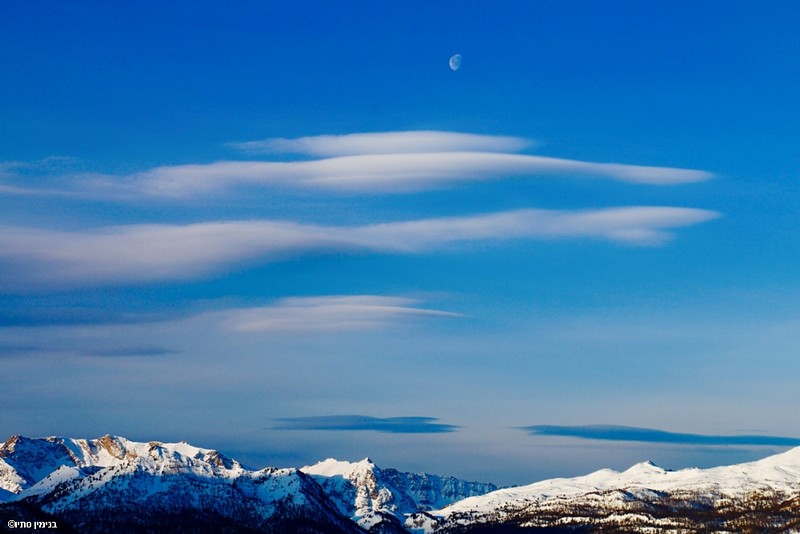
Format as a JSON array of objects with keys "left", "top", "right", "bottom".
[{"left": 449, "top": 54, "right": 462, "bottom": 71}]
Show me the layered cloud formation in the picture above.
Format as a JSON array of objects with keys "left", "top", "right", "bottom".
[{"left": 0, "top": 131, "right": 718, "bottom": 299}]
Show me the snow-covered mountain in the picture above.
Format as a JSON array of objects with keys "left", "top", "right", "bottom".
[
  {"left": 0, "top": 435, "right": 360, "bottom": 533},
  {"left": 3, "top": 434, "right": 800, "bottom": 533},
  {"left": 409, "top": 446, "right": 800, "bottom": 532},
  {"left": 301, "top": 457, "right": 498, "bottom": 531}
]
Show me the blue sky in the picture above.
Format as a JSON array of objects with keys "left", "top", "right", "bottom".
[{"left": 1, "top": 1, "right": 799, "bottom": 485}]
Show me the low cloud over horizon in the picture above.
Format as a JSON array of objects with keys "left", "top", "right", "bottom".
[
  {"left": 523, "top": 425, "right": 800, "bottom": 447},
  {"left": 213, "top": 295, "right": 460, "bottom": 333},
  {"left": 273, "top": 415, "right": 459, "bottom": 434}
]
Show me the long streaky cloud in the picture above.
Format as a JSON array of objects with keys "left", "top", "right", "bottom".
[
  {"left": 228, "top": 130, "right": 533, "bottom": 156},
  {"left": 0, "top": 206, "right": 718, "bottom": 291},
  {"left": 127, "top": 152, "right": 712, "bottom": 197},
  {"left": 273, "top": 415, "right": 458, "bottom": 434},
  {"left": 523, "top": 425, "right": 800, "bottom": 447},
  {"left": 215, "top": 295, "right": 460, "bottom": 333}
]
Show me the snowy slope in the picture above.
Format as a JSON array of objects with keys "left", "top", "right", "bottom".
[
  {"left": 441, "top": 447, "right": 800, "bottom": 514},
  {"left": 414, "top": 446, "right": 800, "bottom": 532}
]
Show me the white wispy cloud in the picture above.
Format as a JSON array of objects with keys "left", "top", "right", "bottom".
[
  {"left": 227, "top": 130, "right": 533, "bottom": 156},
  {"left": 0, "top": 207, "right": 719, "bottom": 291},
  {"left": 213, "top": 295, "right": 460, "bottom": 333}
]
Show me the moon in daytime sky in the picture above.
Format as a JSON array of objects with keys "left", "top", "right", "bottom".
[{"left": 449, "top": 53, "right": 461, "bottom": 71}]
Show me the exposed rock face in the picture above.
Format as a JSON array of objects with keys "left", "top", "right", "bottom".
[{"left": 301, "top": 457, "right": 498, "bottom": 531}]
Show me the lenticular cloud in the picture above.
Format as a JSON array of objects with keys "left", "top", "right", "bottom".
[
  {"left": 0, "top": 206, "right": 719, "bottom": 291},
  {"left": 116, "top": 130, "right": 713, "bottom": 197}
]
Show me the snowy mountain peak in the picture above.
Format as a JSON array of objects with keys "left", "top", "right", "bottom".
[
  {"left": 752, "top": 444, "right": 800, "bottom": 466},
  {"left": 0, "top": 435, "right": 78, "bottom": 490},
  {"left": 623, "top": 460, "right": 666, "bottom": 476},
  {"left": 303, "top": 457, "right": 376, "bottom": 477}
]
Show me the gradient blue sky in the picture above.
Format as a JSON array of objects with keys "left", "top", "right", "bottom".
[{"left": 1, "top": 1, "right": 799, "bottom": 485}]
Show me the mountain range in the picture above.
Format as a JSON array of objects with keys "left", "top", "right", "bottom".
[{"left": 1, "top": 434, "right": 799, "bottom": 533}]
